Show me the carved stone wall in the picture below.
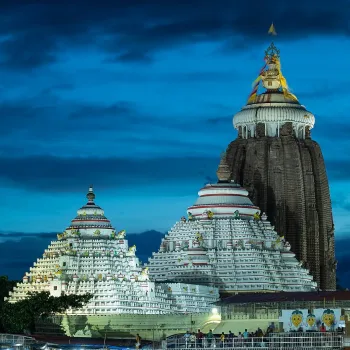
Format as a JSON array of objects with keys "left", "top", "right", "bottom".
[{"left": 225, "top": 134, "right": 336, "bottom": 290}]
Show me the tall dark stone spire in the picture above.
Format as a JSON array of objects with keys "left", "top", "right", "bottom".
[{"left": 225, "top": 36, "right": 336, "bottom": 290}]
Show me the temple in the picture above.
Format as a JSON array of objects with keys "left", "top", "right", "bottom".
[
  {"left": 147, "top": 156, "right": 317, "bottom": 294},
  {"left": 6, "top": 186, "right": 219, "bottom": 314},
  {"left": 225, "top": 32, "right": 336, "bottom": 290}
]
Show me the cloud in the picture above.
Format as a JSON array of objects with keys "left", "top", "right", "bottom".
[
  {"left": 327, "top": 160, "right": 350, "bottom": 181},
  {"left": 207, "top": 116, "right": 231, "bottom": 125},
  {"left": 0, "top": 155, "right": 219, "bottom": 192},
  {"left": 0, "top": 33, "right": 57, "bottom": 70},
  {"left": 0, "top": 232, "right": 57, "bottom": 239},
  {"left": 0, "top": 0, "right": 348, "bottom": 69},
  {"left": 335, "top": 238, "right": 350, "bottom": 288}
]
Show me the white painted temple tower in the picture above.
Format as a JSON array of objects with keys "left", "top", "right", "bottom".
[
  {"left": 147, "top": 157, "right": 317, "bottom": 294},
  {"left": 7, "top": 187, "right": 219, "bottom": 314}
]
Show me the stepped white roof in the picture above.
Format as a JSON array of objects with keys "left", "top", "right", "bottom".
[
  {"left": 188, "top": 182, "right": 259, "bottom": 219},
  {"left": 7, "top": 187, "right": 219, "bottom": 314},
  {"left": 147, "top": 156, "right": 317, "bottom": 293}
]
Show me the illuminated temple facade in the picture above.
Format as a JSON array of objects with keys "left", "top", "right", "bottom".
[
  {"left": 6, "top": 187, "right": 219, "bottom": 314},
  {"left": 147, "top": 156, "right": 317, "bottom": 294}
]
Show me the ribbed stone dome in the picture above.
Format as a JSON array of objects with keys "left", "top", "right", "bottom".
[
  {"left": 233, "top": 42, "right": 315, "bottom": 139},
  {"left": 234, "top": 93, "right": 315, "bottom": 130}
]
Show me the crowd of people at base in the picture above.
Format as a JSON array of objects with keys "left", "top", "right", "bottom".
[
  {"left": 183, "top": 327, "right": 269, "bottom": 348},
  {"left": 182, "top": 323, "right": 344, "bottom": 348}
]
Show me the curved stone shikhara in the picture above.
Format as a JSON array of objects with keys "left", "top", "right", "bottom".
[
  {"left": 227, "top": 41, "right": 336, "bottom": 291},
  {"left": 6, "top": 187, "right": 219, "bottom": 314},
  {"left": 147, "top": 182, "right": 317, "bottom": 293}
]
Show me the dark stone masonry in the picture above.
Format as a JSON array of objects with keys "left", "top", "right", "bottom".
[{"left": 225, "top": 125, "right": 336, "bottom": 291}]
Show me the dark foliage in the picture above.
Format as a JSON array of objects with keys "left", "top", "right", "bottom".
[{"left": 0, "top": 288, "right": 92, "bottom": 334}]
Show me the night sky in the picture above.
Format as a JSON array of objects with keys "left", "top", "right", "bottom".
[{"left": 1, "top": 1, "right": 350, "bottom": 286}]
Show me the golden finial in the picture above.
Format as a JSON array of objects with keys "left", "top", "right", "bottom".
[
  {"left": 268, "top": 23, "right": 277, "bottom": 36},
  {"left": 86, "top": 185, "right": 95, "bottom": 202},
  {"left": 265, "top": 23, "right": 280, "bottom": 61}
]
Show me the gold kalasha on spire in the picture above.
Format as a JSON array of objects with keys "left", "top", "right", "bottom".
[
  {"left": 247, "top": 23, "right": 298, "bottom": 103},
  {"left": 268, "top": 22, "right": 277, "bottom": 36}
]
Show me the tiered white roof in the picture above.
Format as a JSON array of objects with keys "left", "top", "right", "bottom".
[
  {"left": 146, "top": 157, "right": 317, "bottom": 293},
  {"left": 7, "top": 187, "right": 219, "bottom": 314},
  {"left": 233, "top": 42, "right": 315, "bottom": 139}
]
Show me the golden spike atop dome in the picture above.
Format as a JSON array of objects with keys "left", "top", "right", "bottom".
[
  {"left": 86, "top": 185, "right": 95, "bottom": 202},
  {"left": 216, "top": 152, "right": 231, "bottom": 182},
  {"left": 247, "top": 24, "right": 298, "bottom": 103},
  {"left": 268, "top": 23, "right": 277, "bottom": 36}
]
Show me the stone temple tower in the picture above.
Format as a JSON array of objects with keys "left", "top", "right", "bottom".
[{"left": 225, "top": 40, "right": 336, "bottom": 290}]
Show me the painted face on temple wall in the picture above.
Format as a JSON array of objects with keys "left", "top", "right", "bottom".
[
  {"left": 291, "top": 310, "right": 303, "bottom": 328},
  {"left": 322, "top": 309, "right": 335, "bottom": 327},
  {"left": 306, "top": 314, "right": 316, "bottom": 327}
]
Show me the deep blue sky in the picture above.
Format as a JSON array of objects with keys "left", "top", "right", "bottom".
[{"left": 0, "top": 0, "right": 350, "bottom": 285}]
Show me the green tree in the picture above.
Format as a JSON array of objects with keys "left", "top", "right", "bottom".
[
  {"left": 0, "top": 291, "right": 92, "bottom": 334},
  {"left": 0, "top": 276, "right": 19, "bottom": 305}
]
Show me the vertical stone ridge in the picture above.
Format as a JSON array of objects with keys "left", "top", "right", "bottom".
[{"left": 305, "top": 139, "right": 336, "bottom": 290}]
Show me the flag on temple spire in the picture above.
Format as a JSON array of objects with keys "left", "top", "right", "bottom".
[{"left": 268, "top": 23, "right": 277, "bottom": 36}]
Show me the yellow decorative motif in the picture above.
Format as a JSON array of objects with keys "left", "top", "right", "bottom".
[
  {"left": 322, "top": 309, "right": 336, "bottom": 328},
  {"left": 306, "top": 313, "right": 316, "bottom": 327},
  {"left": 117, "top": 230, "right": 126, "bottom": 239},
  {"left": 128, "top": 245, "right": 136, "bottom": 254},
  {"left": 290, "top": 310, "right": 303, "bottom": 328},
  {"left": 207, "top": 210, "right": 214, "bottom": 219},
  {"left": 253, "top": 212, "right": 260, "bottom": 221}
]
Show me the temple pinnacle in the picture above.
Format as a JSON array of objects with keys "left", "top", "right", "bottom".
[
  {"left": 268, "top": 23, "right": 277, "bottom": 36},
  {"left": 216, "top": 152, "right": 231, "bottom": 183},
  {"left": 86, "top": 185, "right": 95, "bottom": 202}
]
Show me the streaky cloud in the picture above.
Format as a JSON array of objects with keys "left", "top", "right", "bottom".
[
  {"left": 0, "top": 0, "right": 348, "bottom": 69},
  {"left": 0, "top": 155, "right": 219, "bottom": 192}
]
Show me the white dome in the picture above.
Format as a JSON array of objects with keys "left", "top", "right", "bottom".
[
  {"left": 65, "top": 186, "right": 115, "bottom": 237},
  {"left": 187, "top": 182, "right": 260, "bottom": 219},
  {"left": 234, "top": 99, "right": 315, "bottom": 130}
]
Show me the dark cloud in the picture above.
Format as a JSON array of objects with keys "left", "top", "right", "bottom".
[
  {"left": 298, "top": 83, "right": 347, "bottom": 101},
  {"left": 0, "top": 230, "right": 164, "bottom": 280},
  {"left": 0, "top": 33, "right": 57, "bottom": 70},
  {"left": 0, "top": 92, "right": 232, "bottom": 155},
  {"left": 314, "top": 121, "right": 350, "bottom": 141},
  {"left": 108, "top": 52, "right": 153, "bottom": 64},
  {"left": 0, "top": 0, "right": 348, "bottom": 69},
  {"left": 336, "top": 238, "right": 350, "bottom": 288},
  {"left": 0, "top": 155, "right": 219, "bottom": 192},
  {"left": 326, "top": 159, "right": 350, "bottom": 181},
  {"left": 206, "top": 116, "right": 231, "bottom": 125}
]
